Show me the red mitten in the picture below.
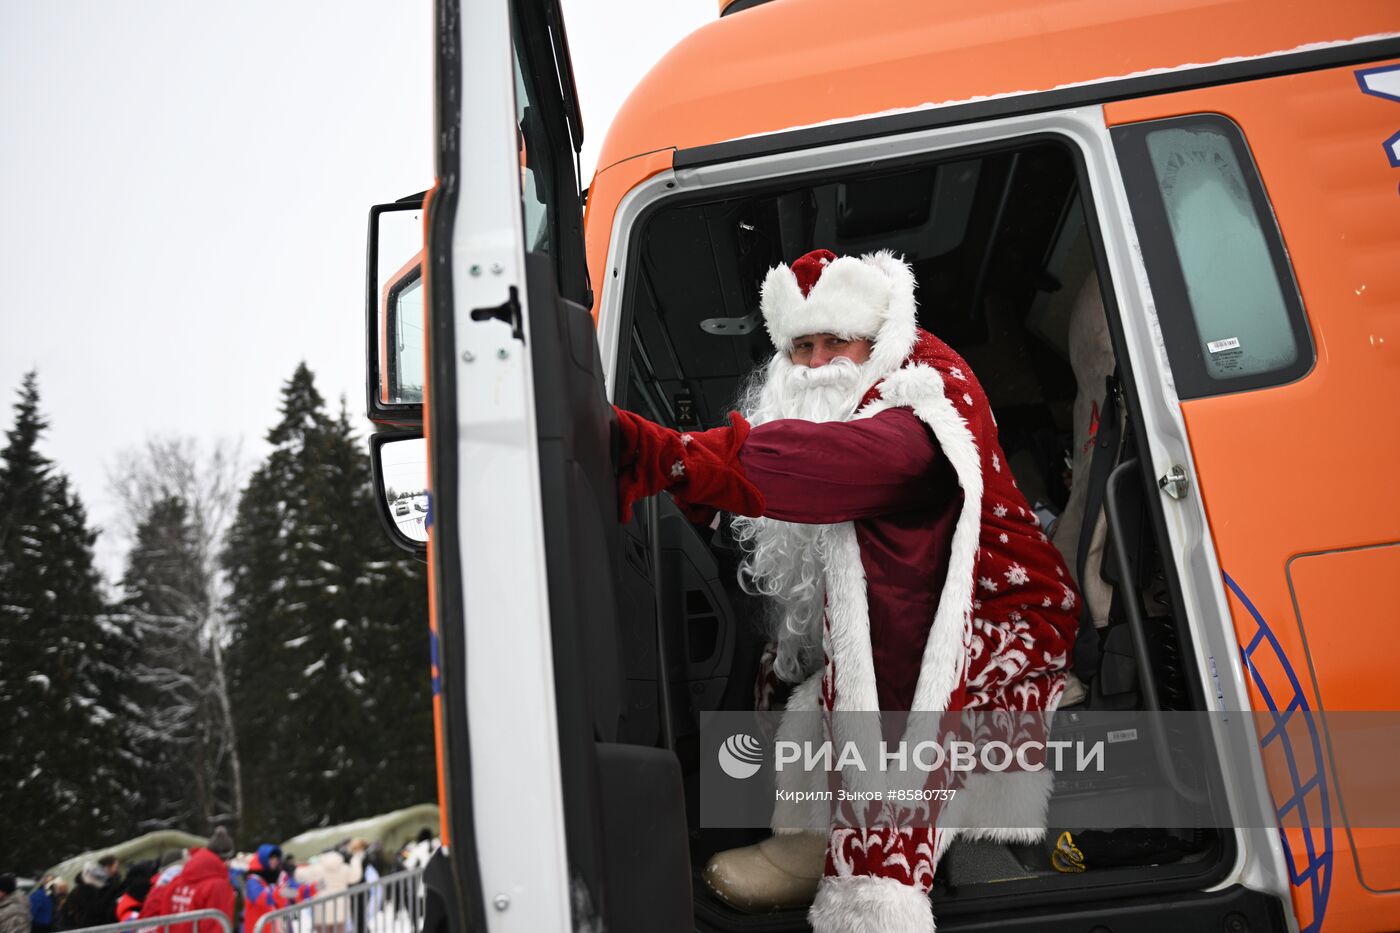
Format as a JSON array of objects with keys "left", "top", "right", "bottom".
[
  {"left": 672, "top": 412, "right": 766, "bottom": 519},
  {"left": 612, "top": 408, "right": 767, "bottom": 523},
  {"left": 614, "top": 406, "right": 687, "bottom": 521}
]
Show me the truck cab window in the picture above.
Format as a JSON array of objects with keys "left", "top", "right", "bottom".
[
  {"left": 1113, "top": 115, "right": 1313, "bottom": 397},
  {"left": 1149, "top": 124, "right": 1295, "bottom": 378}
]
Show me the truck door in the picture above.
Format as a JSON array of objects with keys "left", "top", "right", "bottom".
[{"left": 427, "top": 0, "right": 691, "bottom": 930}]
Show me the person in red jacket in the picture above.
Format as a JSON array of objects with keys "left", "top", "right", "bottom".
[
  {"left": 145, "top": 828, "right": 236, "bottom": 933},
  {"left": 136, "top": 862, "right": 182, "bottom": 923},
  {"left": 615, "top": 249, "right": 1080, "bottom": 933},
  {"left": 240, "top": 845, "right": 315, "bottom": 933}
]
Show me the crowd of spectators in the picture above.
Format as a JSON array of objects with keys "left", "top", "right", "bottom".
[{"left": 0, "top": 828, "right": 439, "bottom": 933}]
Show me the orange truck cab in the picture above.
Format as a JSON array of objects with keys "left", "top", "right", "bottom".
[{"left": 364, "top": 1, "right": 1400, "bottom": 930}]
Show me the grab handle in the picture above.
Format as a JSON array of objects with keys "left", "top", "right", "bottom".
[{"left": 1103, "top": 458, "right": 1206, "bottom": 804}]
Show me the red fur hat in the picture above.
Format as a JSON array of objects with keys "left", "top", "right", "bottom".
[{"left": 759, "top": 248, "right": 921, "bottom": 378}]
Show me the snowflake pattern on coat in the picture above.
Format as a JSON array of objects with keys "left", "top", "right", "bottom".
[{"left": 820, "top": 329, "right": 1079, "bottom": 898}]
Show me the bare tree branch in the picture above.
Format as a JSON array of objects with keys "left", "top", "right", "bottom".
[{"left": 108, "top": 435, "right": 246, "bottom": 830}]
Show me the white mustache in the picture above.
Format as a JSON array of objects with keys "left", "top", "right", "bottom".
[{"left": 786, "top": 355, "right": 861, "bottom": 386}]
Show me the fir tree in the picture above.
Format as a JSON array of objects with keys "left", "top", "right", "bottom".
[
  {"left": 326, "top": 400, "right": 434, "bottom": 816},
  {"left": 0, "top": 373, "right": 137, "bottom": 871},
  {"left": 224, "top": 364, "right": 432, "bottom": 841}
]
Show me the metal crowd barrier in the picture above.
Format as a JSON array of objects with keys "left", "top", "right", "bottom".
[
  {"left": 70, "top": 909, "right": 234, "bottom": 933},
  {"left": 250, "top": 867, "right": 426, "bottom": 933}
]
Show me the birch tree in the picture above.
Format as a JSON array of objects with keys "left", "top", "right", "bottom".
[{"left": 110, "top": 435, "right": 245, "bottom": 831}]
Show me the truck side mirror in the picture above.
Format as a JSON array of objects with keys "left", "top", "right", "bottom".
[
  {"left": 371, "top": 432, "right": 429, "bottom": 557},
  {"left": 367, "top": 197, "right": 426, "bottom": 424}
]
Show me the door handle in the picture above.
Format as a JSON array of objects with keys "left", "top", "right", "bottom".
[{"left": 469, "top": 285, "right": 524, "bottom": 342}]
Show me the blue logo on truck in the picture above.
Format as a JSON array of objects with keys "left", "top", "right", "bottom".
[
  {"left": 1355, "top": 64, "right": 1400, "bottom": 175},
  {"left": 1227, "top": 571, "right": 1332, "bottom": 933}
]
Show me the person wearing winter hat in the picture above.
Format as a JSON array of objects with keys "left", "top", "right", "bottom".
[
  {"left": 206, "top": 827, "right": 236, "bottom": 861},
  {"left": 0, "top": 874, "right": 32, "bottom": 933},
  {"left": 614, "top": 248, "right": 1080, "bottom": 932},
  {"left": 56, "top": 861, "right": 114, "bottom": 930},
  {"left": 240, "top": 845, "right": 315, "bottom": 933},
  {"left": 145, "top": 829, "right": 236, "bottom": 933}
]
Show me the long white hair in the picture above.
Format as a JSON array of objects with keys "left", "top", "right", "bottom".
[{"left": 730, "top": 352, "right": 880, "bottom": 683}]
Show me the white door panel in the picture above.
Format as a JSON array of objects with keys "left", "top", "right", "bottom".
[{"left": 452, "top": 1, "right": 570, "bottom": 929}]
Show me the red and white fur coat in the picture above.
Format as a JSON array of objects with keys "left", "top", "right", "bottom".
[{"left": 758, "top": 252, "right": 1080, "bottom": 932}]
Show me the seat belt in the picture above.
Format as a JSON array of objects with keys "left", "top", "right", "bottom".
[{"left": 1072, "top": 372, "right": 1123, "bottom": 677}]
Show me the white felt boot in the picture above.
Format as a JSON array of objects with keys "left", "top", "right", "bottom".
[{"left": 702, "top": 831, "right": 827, "bottom": 912}]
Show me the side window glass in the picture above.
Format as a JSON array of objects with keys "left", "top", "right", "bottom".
[
  {"left": 513, "top": 36, "right": 554, "bottom": 255},
  {"left": 1113, "top": 115, "right": 1312, "bottom": 397},
  {"left": 507, "top": 4, "right": 588, "bottom": 306},
  {"left": 1147, "top": 125, "right": 1295, "bottom": 378}
]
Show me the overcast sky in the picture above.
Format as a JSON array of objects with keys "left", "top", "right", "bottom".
[{"left": 0, "top": 0, "right": 711, "bottom": 580}]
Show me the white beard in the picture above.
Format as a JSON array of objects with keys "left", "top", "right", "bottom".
[
  {"left": 731, "top": 354, "right": 881, "bottom": 683},
  {"left": 741, "top": 353, "right": 878, "bottom": 427}
]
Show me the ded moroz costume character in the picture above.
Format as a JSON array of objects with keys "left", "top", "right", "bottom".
[{"left": 615, "top": 249, "right": 1080, "bottom": 932}]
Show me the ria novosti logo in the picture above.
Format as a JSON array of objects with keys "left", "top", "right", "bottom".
[{"left": 718, "top": 733, "right": 764, "bottom": 779}]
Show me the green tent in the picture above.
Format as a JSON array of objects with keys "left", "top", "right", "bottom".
[
  {"left": 46, "top": 830, "right": 208, "bottom": 884},
  {"left": 280, "top": 804, "right": 438, "bottom": 863}
]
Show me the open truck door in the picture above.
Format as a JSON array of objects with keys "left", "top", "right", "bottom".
[{"left": 365, "top": 0, "right": 693, "bottom": 930}]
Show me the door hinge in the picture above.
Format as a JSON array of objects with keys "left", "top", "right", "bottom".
[
  {"left": 1158, "top": 464, "right": 1190, "bottom": 500},
  {"left": 470, "top": 285, "right": 524, "bottom": 343}
]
